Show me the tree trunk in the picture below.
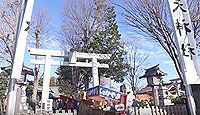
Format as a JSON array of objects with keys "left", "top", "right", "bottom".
[
  {"left": 32, "top": 64, "right": 40, "bottom": 103},
  {"left": 32, "top": 32, "right": 40, "bottom": 103},
  {"left": 84, "top": 75, "right": 89, "bottom": 89},
  {"left": 32, "top": 77, "right": 40, "bottom": 102},
  {"left": 0, "top": 100, "right": 3, "bottom": 115},
  {"left": 72, "top": 66, "right": 77, "bottom": 97},
  {"left": 131, "top": 86, "right": 137, "bottom": 99}
]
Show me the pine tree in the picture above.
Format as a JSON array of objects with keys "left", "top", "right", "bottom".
[
  {"left": 57, "top": 1, "right": 129, "bottom": 96},
  {"left": 0, "top": 71, "right": 8, "bottom": 114},
  {"left": 91, "top": 5, "right": 129, "bottom": 82},
  {"left": 56, "top": 66, "right": 74, "bottom": 96}
]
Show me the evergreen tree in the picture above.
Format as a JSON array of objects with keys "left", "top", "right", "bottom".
[
  {"left": 91, "top": 5, "right": 129, "bottom": 82},
  {"left": 57, "top": 1, "right": 129, "bottom": 96},
  {"left": 56, "top": 65, "right": 91, "bottom": 96},
  {"left": 0, "top": 71, "right": 8, "bottom": 114},
  {"left": 56, "top": 66, "right": 73, "bottom": 96}
]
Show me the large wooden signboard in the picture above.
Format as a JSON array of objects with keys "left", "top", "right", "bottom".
[{"left": 167, "top": 0, "right": 200, "bottom": 114}]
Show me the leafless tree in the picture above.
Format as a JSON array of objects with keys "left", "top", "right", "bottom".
[
  {"left": 0, "top": 0, "right": 52, "bottom": 111},
  {"left": 188, "top": 0, "right": 200, "bottom": 39},
  {"left": 124, "top": 39, "right": 149, "bottom": 97},
  {"left": 58, "top": 0, "right": 109, "bottom": 51},
  {"left": 0, "top": 0, "right": 21, "bottom": 65},
  {"left": 118, "top": 0, "right": 200, "bottom": 81},
  {"left": 27, "top": 10, "right": 52, "bottom": 103},
  {"left": 28, "top": 10, "right": 52, "bottom": 48},
  {"left": 58, "top": 0, "right": 111, "bottom": 93}
]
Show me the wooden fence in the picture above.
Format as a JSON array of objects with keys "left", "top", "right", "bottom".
[
  {"left": 127, "top": 104, "right": 188, "bottom": 115},
  {"left": 17, "top": 104, "right": 187, "bottom": 115},
  {"left": 78, "top": 104, "right": 188, "bottom": 115},
  {"left": 17, "top": 109, "right": 77, "bottom": 115}
]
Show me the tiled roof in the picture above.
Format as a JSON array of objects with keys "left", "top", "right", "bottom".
[
  {"left": 1, "top": 65, "right": 34, "bottom": 75},
  {"left": 136, "top": 94, "right": 152, "bottom": 101},
  {"left": 137, "top": 86, "right": 152, "bottom": 94},
  {"left": 139, "top": 64, "right": 167, "bottom": 79}
]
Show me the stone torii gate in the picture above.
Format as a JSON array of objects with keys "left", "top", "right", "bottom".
[{"left": 28, "top": 48, "right": 111, "bottom": 111}]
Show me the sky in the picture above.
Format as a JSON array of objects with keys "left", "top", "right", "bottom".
[
  {"left": 24, "top": 0, "right": 178, "bottom": 87},
  {"left": 25, "top": 0, "right": 65, "bottom": 79}
]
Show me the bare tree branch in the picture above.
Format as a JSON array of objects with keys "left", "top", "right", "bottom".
[
  {"left": 0, "top": 0, "right": 21, "bottom": 65},
  {"left": 118, "top": 0, "right": 188, "bottom": 79},
  {"left": 124, "top": 39, "right": 149, "bottom": 95},
  {"left": 27, "top": 10, "right": 52, "bottom": 48}
]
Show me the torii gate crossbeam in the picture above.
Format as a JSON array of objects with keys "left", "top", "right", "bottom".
[{"left": 28, "top": 48, "right": 111, "bottom": 111}]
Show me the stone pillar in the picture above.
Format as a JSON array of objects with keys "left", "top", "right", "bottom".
[
  {"left": 15, "top": 86, "right": 21, "bottom": 114},
  {"left": 153, "top": 86, "right": 159, "bottom": 106},
  {"left": 158, "top": 85, "right": 164, "bottom": 106},
  {"left": 191, "top": 84, "right": 200, "bottom": 115}
]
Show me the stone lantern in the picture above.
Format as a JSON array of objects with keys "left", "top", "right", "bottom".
[{"left": 139, "top": 64, "right": 166, "bottom": 106}]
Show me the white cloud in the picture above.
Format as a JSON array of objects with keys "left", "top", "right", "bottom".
[
  {"left": 47, "top": 38, "right": 62, "bottom": 50},
  {"left": 163, "top": 60, "right": 174, "bottom": 65}
]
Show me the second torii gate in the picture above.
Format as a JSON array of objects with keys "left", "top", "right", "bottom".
[{"left": 28, "top": 48, "right": 111, "bottom": 111}]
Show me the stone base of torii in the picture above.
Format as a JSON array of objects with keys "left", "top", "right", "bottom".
[{"left": 28, "top": 48, "right": 111, "bottom": 111}]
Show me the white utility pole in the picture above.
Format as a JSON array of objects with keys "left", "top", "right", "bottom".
[
  {"left": 28, "top": 48, "right": 111, "bottom": 111},
  {"left": 6, "top": 0, "right": 35, "bottom": 115}
]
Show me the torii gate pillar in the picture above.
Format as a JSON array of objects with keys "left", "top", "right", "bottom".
[
  {"left": 41, "top": 54, "right": 52, "bottom": 110},
  {"left": 92, "top": 58, "right": 99, "bottom": 87},
  {"left": 29, "top": 48, "right": 111, "bottom": 111}
]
